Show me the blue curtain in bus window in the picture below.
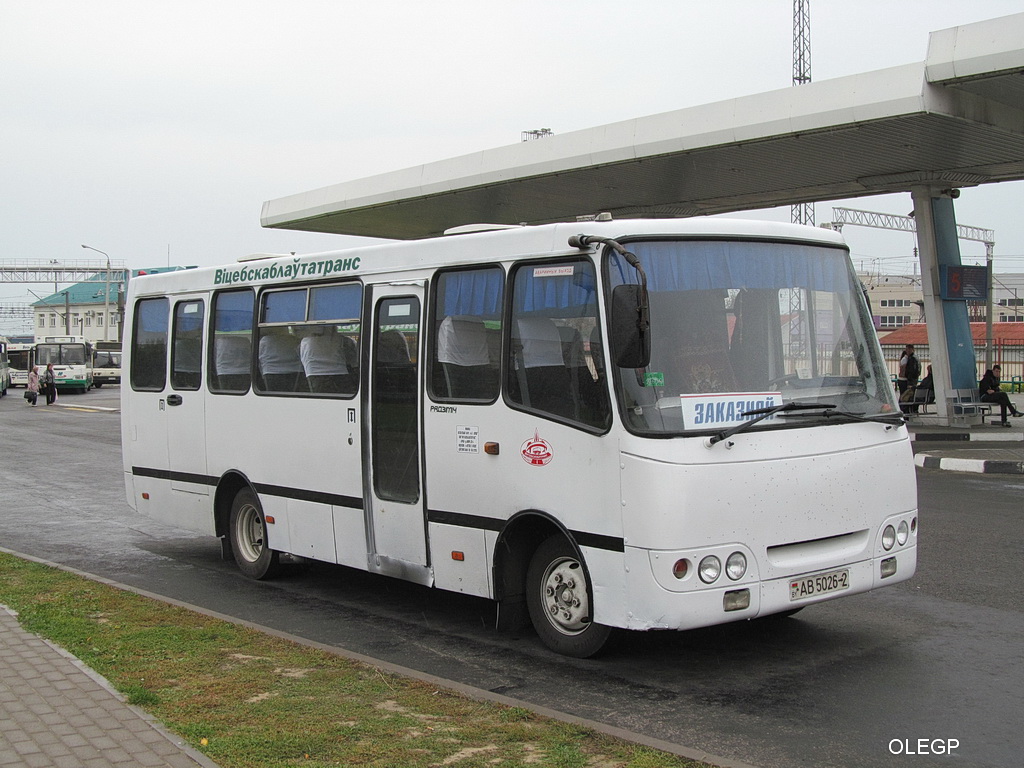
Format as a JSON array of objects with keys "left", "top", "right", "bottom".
[
  {"left": 433, "top": 267, "right": 504, "bottom": 400},
  {"left": 309, "top": 284, "right": 362, "bottom": 322},
  {"left": 263, "top": 289, "right": 307, "bottom": 324},
  {"left": 131, "top": 297, "right": 169, "bottom": 391},
  {"left": 514, "top": 262, "right": 597, "bottom": 315},
  {"left": 609, "top": 242, "right": 849, "bottom": 293},
  {"left": 440, "top": 269, "right": 504, "bottom": 318}
]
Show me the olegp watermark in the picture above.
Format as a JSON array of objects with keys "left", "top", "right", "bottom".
[{"left": 888, "top": 738, "right": 960, "bottom": 756}]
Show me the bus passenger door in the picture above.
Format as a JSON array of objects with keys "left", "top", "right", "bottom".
[
  {"left": 166, "top": 298, "right": 209, "bottom": 495},
  {"left": 364, "top": 285, "right": 428, "bottom": 580}
]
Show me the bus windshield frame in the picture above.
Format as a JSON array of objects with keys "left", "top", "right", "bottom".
[{"left": 605, "top": 237, "right": 896, "bottom": 436}]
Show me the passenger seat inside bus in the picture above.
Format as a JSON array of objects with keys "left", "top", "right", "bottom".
[
  {"left": 437, "top": 315, "right": 495, "bottom": 399},
  {"left": 513, "top": 317, "right": 575, "bottom": 419}
]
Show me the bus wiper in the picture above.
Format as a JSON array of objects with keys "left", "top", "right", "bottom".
[
  {"left": 780, "top": 408, "right": 905, "bottom": 426},
  {"left": 707, "top": 401, "right": 836, "bottom": 446}
]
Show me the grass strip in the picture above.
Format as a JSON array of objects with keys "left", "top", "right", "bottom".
[{"left": 0, "top": 552, "right": 713, "bottom": 768}]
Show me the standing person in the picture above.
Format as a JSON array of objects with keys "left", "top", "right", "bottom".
[
  {"left": 26, "top": 365, "right": 40, "bottom": 406},
  {"left": 979, "top": 365, "right": 1023, "bottom": 427},
  {"left": 897, "top": 344, "right": 920, "bottom": 397},
  {"left": 43, "top": 363, "right": 57, "bottom": 405}
]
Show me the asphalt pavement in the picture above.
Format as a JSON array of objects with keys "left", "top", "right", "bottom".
[{"left": 0, "top": 388, "right": 1020, "bottom": 768}]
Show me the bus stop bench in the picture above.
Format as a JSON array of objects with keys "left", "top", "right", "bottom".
[
  {"left": 907, "top": 387, "right": 934, "bottom": 415},
  {"left": 949, "top": 389, "right": 993, "bottom": 424}
]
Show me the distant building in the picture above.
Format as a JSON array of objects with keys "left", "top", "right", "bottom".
[
  {"left": 31, "top": 266, "right": 194, "bottom": 344},
  {"left": 861, "top": 271, "right": 1024, "bottom": 339},
  {"left": 879, "top": 322, "right": 1024, "bottom": 382}
]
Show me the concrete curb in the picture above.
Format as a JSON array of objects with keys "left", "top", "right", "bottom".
[
  {"left": 914, "top": 453, "right": 1024, "bottom": 474},
  {"left": 910, "top": 431, "right": 1023, "bottom": 442}
]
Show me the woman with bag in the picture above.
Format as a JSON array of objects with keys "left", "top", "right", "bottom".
[
  {"left": 43, "top": 363, "right": 57, "bottom": 405},
  {"left": 25, "top": 366, "right": 40, "bottom": 406}
]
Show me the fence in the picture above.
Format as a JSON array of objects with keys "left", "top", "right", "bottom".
[{"left": 881, "top": 342, "right": 1024, "bottom": 389}]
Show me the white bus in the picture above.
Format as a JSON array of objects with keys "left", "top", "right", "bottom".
[
  {"left": 93, "top": 341, "right": 122, "bottom": 387},
  {"left": 0, "top": 336, "right": 9, "bottom": 397},
  {"left": 121, "top": 218, "right": 918, "bottom": 657},
  {"left": 35, "top": 336, "right": 94, "bottom": 393},
  {"left": 8, "top": 342, "right": 34, "bottom": 388}
]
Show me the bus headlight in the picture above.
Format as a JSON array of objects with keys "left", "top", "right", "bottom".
[
  {"left": 882, "top": 525, "right": 896, "bottom": 551},
  {"left": 896, "top": 520, "right": 909, "bottom": 546},
  {"left": 699, "top": 555, "right": 722, "bottom": 584},
  {"left": 725, "top": 551, "right": 747, "bottom": 581}
]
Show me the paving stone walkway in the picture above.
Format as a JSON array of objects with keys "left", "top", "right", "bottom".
[{"left": 0, "top": 606, "right": 217, "bottom": 768}]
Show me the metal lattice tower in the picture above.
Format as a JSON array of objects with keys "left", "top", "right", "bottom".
[{"left": 791, "top": 0, "right": 814, "bottom": 226}]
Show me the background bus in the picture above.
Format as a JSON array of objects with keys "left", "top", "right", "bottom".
[
  {"left": 121, "top": 218, "right": 917, "bottom": 657},
  {"left": 35, "top": 337, "right": 93, "bottom": 393},
  {"left": 7, "top": 342, "right": 34, "bottom": 387},
  {"left": 0, "top": 336, "right": 9, "bottom": 397},
  {"left": 93, "top": 341, "right": 122, "bottom": 387}
]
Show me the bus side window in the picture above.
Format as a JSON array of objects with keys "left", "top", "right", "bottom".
[
  {"left": 304, "top": 283, "right": 361, "bottom": 397},
  {"left": 257, "top": 287, "right": 307, "bottom": 394},
  {"left": 209, "top": 290, "right": 254, "bottom": 394},
  {"left": 429, "top": 267, "right": 503, "bottom": 402},
  {"left": 130, "top": 297, "right": 169, "bottom": 391},
  {"left": 171, "top": 300, "right": 204, "bottom": 391},
  {"left": 507, "top": 260, "right": 610, "bottom": 429}
]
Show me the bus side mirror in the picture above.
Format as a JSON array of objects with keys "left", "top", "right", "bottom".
[{"left": 610, "top": 284, "right": 651, "bottom": 369}]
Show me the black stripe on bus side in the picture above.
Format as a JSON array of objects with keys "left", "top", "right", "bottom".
[
  {"left": 132, "top": 466, "right": 217, "bottom": 486},
  {"left": 427, "top": 509, "right": 625, "bottom": 553},
  {"left": 428, "top": 509, "right": 504, "bottom": 532},
  {"left": 253, "top": 483, "right": 363, "bottom": 510},
  {"left": 131, "top": 467, "right": 363, "bottom": 510}
]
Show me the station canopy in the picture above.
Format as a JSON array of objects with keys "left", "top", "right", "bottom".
[{"left": 262, "top": 13, "right": 1024, "bottom": 241}]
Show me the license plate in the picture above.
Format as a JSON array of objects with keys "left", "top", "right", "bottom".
[{"left": 790, "top": 568, "right": 850, "bottom": 601}]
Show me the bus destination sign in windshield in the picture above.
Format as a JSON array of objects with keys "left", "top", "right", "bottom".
[{"left": 681, "top": 392, "right": 782, "bottom": 429}]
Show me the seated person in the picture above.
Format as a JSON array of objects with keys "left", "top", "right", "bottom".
[
  {"left": 979, "top": 365, "right": 1023, "bottom": 426},
  {"left": 916, "top": 366, "right": 935, "bottom": 404}
]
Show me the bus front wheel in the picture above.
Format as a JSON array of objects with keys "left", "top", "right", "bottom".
[
  {"left": 228, "top": 488, "right": 281, "bottom": 580},
  {"left": 526, "top": 536, "right": 611, "bottom": 658}
]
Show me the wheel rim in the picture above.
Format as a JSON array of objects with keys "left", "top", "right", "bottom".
[
  {"left": 538, "top": 556, "right": 590, "bottom": 636},
  {"left": 234, "top": 503, "right": 265, "bottom": 563}
]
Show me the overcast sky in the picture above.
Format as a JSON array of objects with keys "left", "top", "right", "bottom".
[{"left": 2, "top": 1, "right": 1023, "bottom": 333}]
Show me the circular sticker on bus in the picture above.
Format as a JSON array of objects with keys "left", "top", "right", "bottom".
[{"left": 521, "top": 431, "right": 553, "bottom": 466}]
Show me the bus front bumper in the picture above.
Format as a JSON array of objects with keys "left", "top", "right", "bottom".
[{"left": 615, "top": 545, "right": 917, "bottom": 631}]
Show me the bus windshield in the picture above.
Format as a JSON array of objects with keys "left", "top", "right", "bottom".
[
  {"left": 607, "top": 239, "right": 895, "bottom": 435},
  {"left": 36, "top": 343, "right": 87, "bottom": 365},
  {"left": 95, "top": 351, "right": 122, "bottom": 369}
]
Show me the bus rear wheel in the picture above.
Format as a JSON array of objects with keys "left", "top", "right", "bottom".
[
  {"left": 229, "top": 488, "right": 280, "bottom": 580},
  {"left": 526, "top": 535, "right": 611, "bottom": 658}
]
